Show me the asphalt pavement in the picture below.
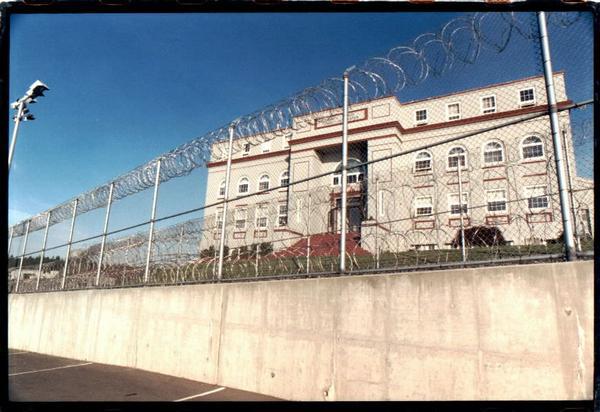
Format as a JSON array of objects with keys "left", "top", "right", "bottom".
[{"left": 8, "top": 348, "right": 282, "bottom": 402}]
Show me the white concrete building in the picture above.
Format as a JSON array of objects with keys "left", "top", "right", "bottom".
[{"left": 201, "top": 72, "right": 593, "bottom": 256}]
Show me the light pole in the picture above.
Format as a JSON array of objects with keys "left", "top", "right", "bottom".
[{"left": 9, "top": 80, "right": 50, "bottom": 171}]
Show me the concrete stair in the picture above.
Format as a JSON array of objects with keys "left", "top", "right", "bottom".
[{"left": 273, "top": 232, "right": 371, "bottom": 258}]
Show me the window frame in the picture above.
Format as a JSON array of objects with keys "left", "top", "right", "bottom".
[
  {"left": 414, "top": 150, "right": 433, "bottom": 173},
  {"left": 255, "top": 205, "right": 269, "bottom": 229},
  {"left": 525, "top": 185, "right": 550, "bottom": 210},
  {"left": 521, "top": 135, "right": 545, "bottom": 160},
  {"left": 277, "top": 203, "right": 288, "bottom": 227},
  {"left": 448, "top": 192, "right": 469, "bottom": 215},
  {"left": 414, "top": 108, "right": 428, "bottom": 125},
  {"left": 486, "top": 189, "right": 508, "bottom": 213},
  {"left": 237, "top": 177, "right": 250, "bottom": 195},
  {"left": 258, "top": 174, "right": 270, "bottom": 191},
  {"left": 414, "top": 195, "right": 434, "bottom": 217},
  {"left": 261, "top": 140, "right": 271, "bottom": 153},
  {"left": 482, "top": 140, "right": 505, "bottom": 165},
  {"left": 481, "top": 94, "right": 497, "bottom": 114},
  {"left": 215, "top": 208, "right": 224, "bottom": 230},
  {"left": 446, "top": 102, "right": 461, "bottom": 121},
  {"left": 518, "top": 87, "right": 536, "bottom": 107},
  {"left": 218, "top": 179, "right": 226, "bottom": 198},
  {"left": 234, "top": 207, "right": 248, "bottom": 230},
  {"left": 242, "top": 143, "right": 251, "bottom": 156},
  {"left": 279, "top": 170, "right": 289, "bottom": 188},
  {"left": 447, "top": 145, "right": 468, "bottom": 171}
]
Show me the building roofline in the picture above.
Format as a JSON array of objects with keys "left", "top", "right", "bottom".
[
  {"left": 206, "top": 99, "right": 572, "bottom": 168},
  {"left": 399, "top": 71, "right": 565, "bottom": 106}
]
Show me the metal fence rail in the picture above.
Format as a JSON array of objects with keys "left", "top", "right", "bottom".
[{"left": 8, "top": 11, "right": 595, "bottom": 293}]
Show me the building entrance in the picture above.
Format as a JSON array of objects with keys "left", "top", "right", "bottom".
[{"left": 329, "top": 197, "right": 363, "bottom": 234}]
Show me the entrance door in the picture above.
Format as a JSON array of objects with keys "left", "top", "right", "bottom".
[{"left": 329, "top": 198, "right": 363, "bottom": 233}]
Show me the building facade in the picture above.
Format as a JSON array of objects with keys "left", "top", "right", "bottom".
[{"left": 201, "top": 72, "right": 593, "bottom": 256}]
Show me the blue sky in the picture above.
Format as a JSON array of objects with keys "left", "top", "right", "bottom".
[{"left": 8, "top": 12, "right": 593, "bottom": 253}]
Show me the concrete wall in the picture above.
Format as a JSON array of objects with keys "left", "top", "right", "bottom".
[{"left": 9, "top": 261, "right": 593, "bottom": 401}]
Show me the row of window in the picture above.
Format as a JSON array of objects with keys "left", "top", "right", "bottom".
[
  {"left": 413, "top": 87, "right": 536, "bottom": 125},
  {"left": 329, "top": 136, "right": 544, "bottom": 187},
  {"left": 398, "top": 186, "right": 549, "bottom": 218},
  {"left": 219, "top": 135, "right": 545, "bottom": 197},
  {"left": 216, "top": 204, "right": 288, "bottom": 230},
  {"left": 219, "top": 171, "right": 290, "bottom": 197},
  {"left": 413, "top": 136, "right": 545, "bottom": 173},
  {"left": 241, "top": 135, "right": 291, "bottom": 156}
]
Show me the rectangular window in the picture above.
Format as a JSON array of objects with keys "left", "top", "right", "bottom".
[
  {"left": 449, "top": 193, "right": 469, "bottom": 215},
  {"left": 256, "top": 206, "right": 268, "bottom": 229},
  {"left": 519, "top": 87, "right": 536, "bottom": 106},
  {"left": 414, "top": 196, "right": 433, "bottom": 217},
  {"left": 481, "top": 95, "right": 496, "bottom": 114},
  {"left": 215, "top": 209, "right": 224, "bottom": 229},
  {"left": 526, "top": 186, "right": 549, "bottom": 209},
  {"left": 415, "top": 109, "right": 428, "bottom": 125},
  {"left": 447, "top": 103, "right": 461, "bottom": 121},
  {"left": 415, "top": 159, "right": 431, "bottom": 172},
  {"left": 261, "top": 141, "right": 271, "bottom": 153},
  {"left": 332, "top": 175, "right": 340, "bottom": 186},
  {"left": 238, "top": 181, "right": 249, "bottom": 194},
  {"left": 486, "top": 189, "right": 507, "bottom": 212},
  {"left": 243, "top": 143, "right": 251, "bottom": 156},
  {"left": 235, "top": 208, "right": 247, "bottom": 230},
  {"left": 258, "top": 180, "right": 269, "bottom": 191},
  {"left": 278, "top": 204, "right": 288, "bottom": 227}
]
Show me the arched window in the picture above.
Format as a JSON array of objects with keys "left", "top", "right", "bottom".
[
  {"left": 448, "top": 146, "right": 467, "bottom": 169},
  {"left": 258, "top": 174, "right": 270, "bottom": 191},
  {"left": 218, "top": 180, "right": 226, "bottom": 198},
  {"left": 483, "top": 141, "right": 504, "bottom": 164},
  {"left": 332, "top": 158, "right": 365, "bottom": 186},
  {"left": 414, "top": 151, "right": 432, "bottom": 172},
  {"left": 238, "top": 177, "right": 249, "bottom": 194},
  {"left": 522, "top": 136, "right": 544, "bottom": 159},
  {"left": 280, "top": 171, "right": 289, "bottom": 187}
]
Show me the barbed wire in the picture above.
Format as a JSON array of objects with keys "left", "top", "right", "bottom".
[{"left": 9, "top": 11, "right": 583, "bottom": 238}]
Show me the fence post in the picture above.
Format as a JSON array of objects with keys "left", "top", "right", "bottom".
[
  {"left": 144, "top": 159, "right": 162, "bottom": 284},
  {"left": 255, "top": 243, "right": 260, "bottom": 277},
  {"left": 217, "top": 123, "right": 236, "bottom": 280},
  {"left": 339, "top": 70, "right": 350, "bottom": 273},
  {"left": 561, "top": 128, "right": 581, "bottom": 252},
  {"left": 8, "top": 226, "right": 13, "bottom": 255},
  {"left": 375, "top": 178, "right": 380, "bottom": 269},
  {"left": 537, "top": 11, "right": 577, "bottom": 261},
  {"left": 306, "top": 193, "right": 311, "bottom": 274},
  {"left": 96, "top": 182, "right": 114, "bottom": 287},
  {"left": 457, "top": 163, "right": 467, "bottom": 263},
  {"left": 36, "top": 212, "right": 52, "bottom": 291},
  {"left": 15, "top": 220, "right": 31, "bottom": 293},
  {"left": 61, "top": 199, "right": 79, "bottom": 290},
  {"left": 175, "top": 224, "right": 184, "bottom": 283}
]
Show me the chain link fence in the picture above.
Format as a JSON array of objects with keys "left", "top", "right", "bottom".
[{"left": 8, "top": 11, "right": 594, "bottom": 293}]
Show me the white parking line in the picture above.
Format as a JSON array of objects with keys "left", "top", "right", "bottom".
[
  {"left": 174, "top": 387, "right": 226, "bottom": 402},
  {"left": 9, "top": 352, "right": 29, "bottom": 356},
  {"left": 9, "top": 362, "right": 93, "bottom": 376}
]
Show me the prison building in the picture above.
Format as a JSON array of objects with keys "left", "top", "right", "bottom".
[{"left": 201, "top": 72, "right": 593, "bottom": 256}]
